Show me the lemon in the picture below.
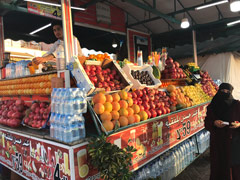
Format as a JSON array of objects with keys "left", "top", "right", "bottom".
[{"left": 79, "top": 164, "right": 89, "bottom": 178}]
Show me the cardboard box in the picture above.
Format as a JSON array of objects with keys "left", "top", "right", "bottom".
[
  {"left": 69, "top": 57, "right": 132, "bottom": 96},
  {"left": 51, "top": 77, "right": 64, "bottom": 88}
]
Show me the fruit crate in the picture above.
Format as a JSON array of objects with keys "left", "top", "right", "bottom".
[
  {"left": 68, "top": 57, "right": 133, "bottom": 96},
  {"left": 122, "top": 64, "right": 161, "bottom": 89}
]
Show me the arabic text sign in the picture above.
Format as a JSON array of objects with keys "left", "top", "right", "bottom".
[
  {"left": 0, "top": 129, "right": 71, "bottom": 180},
  {"left": 107, "top": 103, "right": 208, "bottom": 170}
]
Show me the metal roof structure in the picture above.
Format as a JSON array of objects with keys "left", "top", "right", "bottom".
[{"left": 1, "top": 0, "right": 240, "bottom": 57}]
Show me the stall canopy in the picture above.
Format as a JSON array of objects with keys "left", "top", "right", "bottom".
[{"left": 1, "top": 0, "right": 240, "bottom": 56}]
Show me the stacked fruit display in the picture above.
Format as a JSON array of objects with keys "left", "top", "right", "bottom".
[
  {"left": 83, "top": 65, "right": 125, "bottom": 91},
  {"left": 23, "top": 102, "right": 50, "bottom": 129},
  {"left": 166, "top": 85, "right": 193, "bottom": 110},
  {"left": 181, "top": 84, "right": 212, "bottom": 105},
  {"left": 92, "top": 90, "right": 149, "bottom": 132},
  {"left": 200, "top": 71, "right": 218, "bottom": 97},
  {"left": 161, "top": 58, "right": 186, "bottom": 79},
  {"left": 0, "top": 74, "right": 56, "bottom": 96},
  {"left": 86, "top": 53, "right": 111, "bottom": 62},
  {"left": 0, "top": 100, "right": 28, "bottom": 128},
  {"left": 131, "top": 88, "right": 171, "bottom": 118}
]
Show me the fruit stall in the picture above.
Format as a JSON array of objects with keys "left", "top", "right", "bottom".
[
  {"left": 0, "top": 51, "right": 218, "bottom": 180},
  {"left": 0, "top": 2, "right": 220, "bottom": 180}
]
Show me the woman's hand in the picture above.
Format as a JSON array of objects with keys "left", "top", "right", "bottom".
[
  {"left": 230, "top": 121, "right": 240, "bottom": 129},
  {"left": 214, "top": 120, "right": 227, "bottom": 128}
]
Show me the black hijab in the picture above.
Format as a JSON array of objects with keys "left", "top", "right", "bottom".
[{"left": 210, "top": 83, "right": 236, "bottom": 122}]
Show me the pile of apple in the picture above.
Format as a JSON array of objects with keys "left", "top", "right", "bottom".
[
  {"left": 161, "top": 57, "right": 186, "bottom": 79},
  {"left": 83, "top": 65, "right": 125, "bottom": 91},
  {"left": 23, "top": 102, "right": 50, "bottom": 129},
  {"left": 200, "top": 71, "right": 218, "bottom": 97},
  {"left": 0, "top": 100, "right": 28, "bottom": 128},
  {"left": 131, "top": 88, "right": 172, "bottom": 118}
]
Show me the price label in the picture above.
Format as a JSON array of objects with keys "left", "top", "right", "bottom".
[{"left": 176, "top": 120, "right": 191, "bottom": 140}]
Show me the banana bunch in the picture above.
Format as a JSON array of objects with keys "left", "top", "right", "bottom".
[{"left": 187, "top": 62, "right": 200, "bottom": 69}]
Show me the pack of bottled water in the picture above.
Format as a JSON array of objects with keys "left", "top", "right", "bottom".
[
  {"left": 49, "top": 88, "right": 87, "bottom": 143},
  {"left": 196, "top": 130, "right": 210, "bottom": 154},
  {"left": 132, "top": 137, "right": 198, "bottom": 180},
  {"left": 15, "top": 60, "right": 31, "bottom": 77},
  {"left": 6, "top": 63, "right": 16, "bottom": 79}
]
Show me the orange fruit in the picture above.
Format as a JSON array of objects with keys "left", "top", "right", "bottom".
[
  {"left": 93, "top": 103, "right": 105, "bottom": 114},
  {"left": 126, "top": 98, "right": 133, "bottom": 106},
  {"left": 100, "top": 111, "right": 112, "bottom": 122},
  {"left": 106, "top": 94, "right": 113, "bottom": 103},
  {"left": 134, "top": 114, "right": 141, "bottom": 123},
  {"left": 112, "top": 93, "right": 120, "bottom": 102},
  {"left": 167, "top": 85, "right": 176, "bottom": 93},
  {"left": 119, "top": 108, "right": 128, "bottom": 116},
  {"left": 103, "top": 102, "right": 113, "bottom": 112},
  {"left": 93, "top": 93, "right": 106, "bottom": 104},
  {"left": 112, "top": 102, "right": 120, "bottom": 111},
  {"left": 119, "top": 100, "right": 128, "bottom": 109},
  {"left": 102, "top": 121, "right": 114, "bottom": 132},
  {"left": 132, "top": 104, "right": 140, "bottom": 114},
  {"left": 119, "top": 116, "right": 128, "bottom": 127},
  {"left": 111, "top": 111, "right": 120, "bottom": 120},
  {"left": 127, "top": 107, "right": 134, "bottom": 116},
  {"left": 128, "top": 115, "right": 135, "bottom": 124},
  {"left": 138, "top": 111, "right": 148, "bottom": 121},
  {"left": 119, "top": 90, "right": 128, "bottom": 100}
]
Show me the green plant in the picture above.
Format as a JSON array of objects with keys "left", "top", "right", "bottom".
[{"left": 87, "top": 134, "right": 136, "bottom": 180}]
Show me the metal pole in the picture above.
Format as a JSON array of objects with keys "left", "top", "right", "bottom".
[
  {"left": 192, "top": 30, "right": 198, "bottom": 66},
  {"left": 0, "top": 16, "right": 4, "bottom": 66},
  {"left": 61, "top": 0, "right": 74, "bottom": 88}
]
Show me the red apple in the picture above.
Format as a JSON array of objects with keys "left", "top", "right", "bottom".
[
  {"left": 142, "top": 102, "right": 150, "bottom": 110},
  {"left": 150, "top": 109, "right": 157, "bottom": 118},
  {"left": 145, "top": 110, "right": 151, "bottom": 119},
  {"left": 156, "top": 109, "right": 162, "bottom": 116}
]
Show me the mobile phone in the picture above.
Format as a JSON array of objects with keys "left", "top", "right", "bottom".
[{"left": 222, "top": 121, "right": 229, "bottom": 125}]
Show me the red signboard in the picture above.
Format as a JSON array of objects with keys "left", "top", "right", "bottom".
[
  {"left": 73, "top": 144, "right": 100, "bottom": 180},
  {"left": 0, "top": 128, "right": 71, "bottom": 180},
  {"left": 107, "top": 103, "right": 208, "bottom": 170},
  {"left": 74, "top": 0, "right": 125, "bottom": 33}
]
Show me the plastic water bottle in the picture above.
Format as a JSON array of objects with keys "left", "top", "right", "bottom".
[
  {"left": 49, "top": 113, "right": 56, "bottom": 138},
  {"left": 59, "top": 89, "right": 66, "bottom": 115},
  {"left": 78, "top": 114, "right": 86, "bottom": 139},
  {"left": 53, "top": 114, "right": 61, "bottom": 140},
  {"left": 56, "top": 44, "right": 66, "bottom": 70},
  {"left": 54, "top": 88, "right": 62, "bottom": 114},
  {"left": 184, "top": 141, "right": 191, "bottom": 166},
  {"left": 51, "top": 88, "right": 57, "bottom": 113}
]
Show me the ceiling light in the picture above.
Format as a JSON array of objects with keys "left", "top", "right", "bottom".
[
  {"left": 227, "top": 19, "right": 240, "bottom": 26},
  {"left": 181, "top": 18, "right": 190, "bottom": 29},
  {"left": 230, "top": 0, "right": 240, "bottom": 12},
  {"left": 24, "top": 0, "right": 85, "bottom": 10},
  {"left": 112, "top": 39, "right": 117, "bottom": 48},
  {"left": 195, "top": 0, "right": 228, "bottom": 10},
  {"left": 30, "top": 23, "right": 51, "bottom": 35}
]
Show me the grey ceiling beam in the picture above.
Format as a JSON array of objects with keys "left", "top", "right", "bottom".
[
  {"left": 142, "top": 0, "right": 175, "bottom": 30},
  {"left": 106, "top": 1, "right": 153, "bottom": 33},
  {"left": 0, "top": 1, "right": 28, "bottom": 13},
  {"left": 216, "top": 6, "right": 224, "bottom": 19},
  {"left": 124, "top": 0, "right": 181, "bottom": 24},
  {"left": 128, "top": 0, "right": 226, "bottom": 27},
  {"left": 176, "top": 0, "right": 197, "bottom": 25}
]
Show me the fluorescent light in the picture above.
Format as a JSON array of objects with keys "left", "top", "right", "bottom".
[
  {"left": 227, "top": 19, "right": 240, "bottom": 26},
  {"left": 181, "top": 18, "right": 190, "bottom": 29},
  {"left": 230, "top": 0, "right": 240, "bottom": 12},
  {"left": 71, "top": 6, "right": 86, "bottom": 11},
  {"left": 24, "top": 0, "right": 86, "bottom": 10},
  {"left": 30, "top": 23, "right": 51, "bottom": 35},
  {"left": 195, "top": 0, "right": 228, "bottom": 10}
]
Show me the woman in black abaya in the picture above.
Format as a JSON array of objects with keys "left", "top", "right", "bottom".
[{"left": 205, "top": 83, "right": 240, "bottom": 180}]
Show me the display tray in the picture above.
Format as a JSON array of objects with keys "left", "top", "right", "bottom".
[{"left": 0, "top": 70, "right": 57, "bottom": 81}]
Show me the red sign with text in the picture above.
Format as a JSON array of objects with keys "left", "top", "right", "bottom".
[{"left": 0, "top": 129, "right": 71, "bottom": 180}]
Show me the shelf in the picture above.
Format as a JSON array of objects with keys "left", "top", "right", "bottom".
[{"left": 0, "top": 70, "right": 57, "bottom": 81}]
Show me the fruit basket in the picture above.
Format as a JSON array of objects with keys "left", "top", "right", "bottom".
[{"left": 122, "top": 64, "right": 161, "bottom": 89}]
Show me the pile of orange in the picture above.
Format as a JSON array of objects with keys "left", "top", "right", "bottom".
[
  {"left": 87, "top": 53, "right": 111, "bottom": 62},
  {"left": 167, "top": 85, "right": 193, "bottom": 109},
  {"left": 0, "top": 74, "right": 56, "bottom": 96},
  {"left": 92, "top": 90, "right": 148, "bottom": 132}
]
